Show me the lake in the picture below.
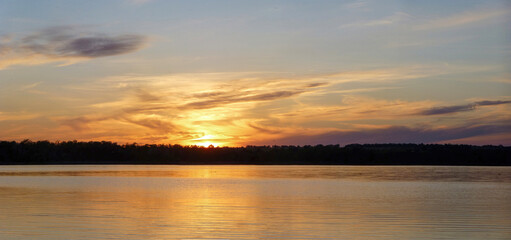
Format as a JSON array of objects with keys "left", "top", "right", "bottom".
[{"left": 0, "top": 165, "right": 510, "bottom": 239}]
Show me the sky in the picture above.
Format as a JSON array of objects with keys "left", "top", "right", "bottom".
[{"left": 0, "top": 0, "right": 510, "bottom": 146}]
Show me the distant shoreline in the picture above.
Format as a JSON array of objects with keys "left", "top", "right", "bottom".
[
  {"left": 1, "top": 140, "right": 510, "bottom": 166},
  {"left": 2, "top": 163, "right": 511, "bottom": 166}
]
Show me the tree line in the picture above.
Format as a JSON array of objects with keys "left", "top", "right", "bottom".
[{"left": 0, "top": 140, "right": 509, "bottom": 165}]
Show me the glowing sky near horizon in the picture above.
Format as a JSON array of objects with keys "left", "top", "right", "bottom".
[{"left": 0, "top": 0, "right": 510, "bottom": 146}]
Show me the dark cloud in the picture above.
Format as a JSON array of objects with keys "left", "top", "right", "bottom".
[
  {"left": 475, "top": 100, "right": 511, "bottom": 106},
  {"left": 181, "top": 98, "right": 230, "bottom": 110},
  {"left": 181, "top": 81, "right": 325, "bottom": 110},
  {"left": 122, "top": 105, "right": 170, "bottom": 114},
  {"left": 175, "top": 80, "right": 327, "bottom": 110},
  {"left": 306, "top": 82, "right": 329, "bottom": 88},
  {"left": 250, "top": 123, "right": 511, "bottom": 146},
  {"left": 419, "top": 99, "right": 511, "bottom": 116},
  {"left": 242, "top": 90, "right": 302, "bottom": 101},
  {"left": 420, "top": 104, "right": 476, "bottom": 115},
  {"left": 192, "top": 91, "right": 230, "bottom": 98},
  {"left": 57, "top": 35, "right": 144, "bottom": 57},
  {"left": 5, "top": 26, "right": 146, "bottom": 62}
]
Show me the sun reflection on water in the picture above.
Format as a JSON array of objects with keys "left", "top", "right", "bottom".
[{"left": 1, "top": 166, "right": 511, "bottom": 239}]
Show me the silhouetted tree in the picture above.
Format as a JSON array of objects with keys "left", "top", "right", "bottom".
[{"left": 0, "top": 140, "right": 509, "bottom": 165}]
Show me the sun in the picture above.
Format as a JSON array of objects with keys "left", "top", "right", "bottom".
[
  {"left": 195, "top": 141, "right": 218, "bottom": 147},
  {"left": 192, "top": 135, "right": 220, "bottom": 147}
]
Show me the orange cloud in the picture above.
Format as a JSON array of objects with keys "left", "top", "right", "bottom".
[{"left": 2, "top": 67, "right": 508, "bottom": 146}]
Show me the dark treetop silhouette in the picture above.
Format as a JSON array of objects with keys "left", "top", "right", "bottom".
[{"left": 0, "top": 140, "right": 509, "bottom": 165}]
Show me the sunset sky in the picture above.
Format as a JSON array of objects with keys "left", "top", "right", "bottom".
[{"left": 0, "top": 0, "right": 510, "bottom": 146}]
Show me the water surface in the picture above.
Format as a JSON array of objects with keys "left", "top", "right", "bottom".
[{"left": 0, "top": 165, "right": 510, "bottom": 239}]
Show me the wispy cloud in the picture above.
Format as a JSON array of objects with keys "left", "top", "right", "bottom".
[
  {"left": 416, "top": 8, "right": 510, "bottom": 31},
  {"left": 340, "top": 12, "right": 410, "bottom": 28},
  {"left": 247, "top": 123, "right": 282, "bottom": 135},
  {"left": 126, "top": 0, "right": 153, "bottom": 5},
  {"left": 344, "top": 0, "right": 369, "bottom": 10},
  {"left": 122, "top": 117, "right": 177, "bottom": 133},
  {"left": 385, "top": 36, "right": 472, "bottom": 48},
  {"left": 0, "top": 26, "right": 146, "bottom": 70},
  {"left": 59, "top": 116, "right": 109, "bottom": 132},
  {"left": 19, "top": 81, "right": 43, "bottom": 91},
  {"left": 0, "top": 112, "right": 40, "bottom": 121}
]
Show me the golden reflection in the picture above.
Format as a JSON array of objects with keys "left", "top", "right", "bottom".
[
  {"left": 2, "top": 165, "right": 511, "bottom": 182},
  {"left": 1, "top": 166, "right": 511, "bottom": 239}
]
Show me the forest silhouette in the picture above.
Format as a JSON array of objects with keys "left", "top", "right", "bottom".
[{"left": 0, "top": 140, "right": 509, "bottom": 165}]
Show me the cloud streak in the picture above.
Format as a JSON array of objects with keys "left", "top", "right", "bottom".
[
  {"left": 249, "top": 123, "right": 511, "bottom": 146},
  {"left": 416, "top": 8, "right": 509, "bottom": 30},
  {"left": 419, "top": 100, "right": 511, "bottom": 116},
  {"left": 181, "top": 80, "right": 328, "bottom": 110},
  {"left": 340, "top": 12, "right": 410, "bottom": 28},
  {"left": 182, "top": 90, "right": 305, "bottom": 110}
]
